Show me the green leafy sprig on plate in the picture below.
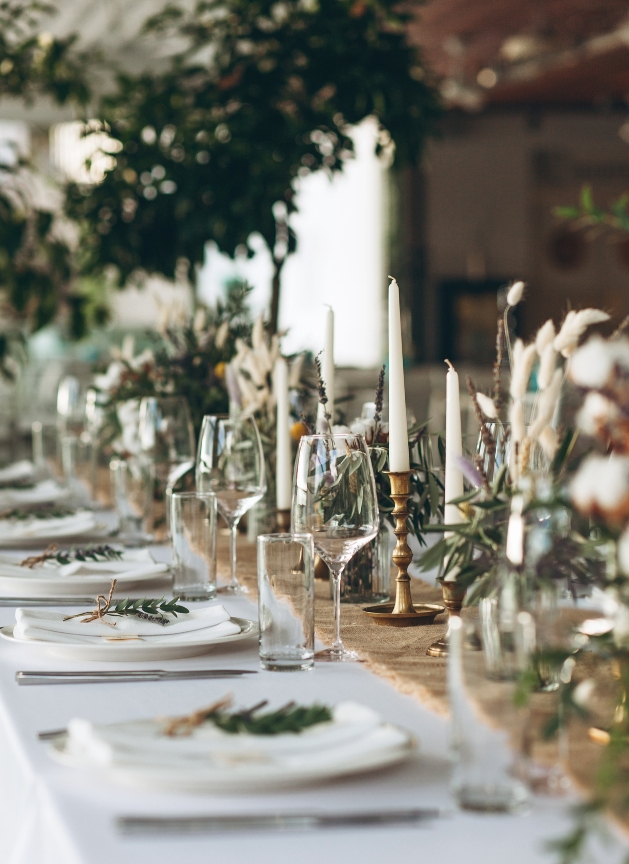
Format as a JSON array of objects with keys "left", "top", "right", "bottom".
[
  {"left": 21, "top": 544, "right": 123, "bottom": 568},
  {"left": 164, "top": 697, "right": 332, "bottom": 737},
  {"left": 0, "top": 504, "right": 76, "bottom": 521},
  {"left": 64, "top": 579, "right": 189, "bottom": 625}
]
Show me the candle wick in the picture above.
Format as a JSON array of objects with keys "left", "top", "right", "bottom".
[{"left": 445, "top": 359, "right": 455, "bottom": 371}]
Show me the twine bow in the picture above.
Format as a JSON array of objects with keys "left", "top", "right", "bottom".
[
  {"left": 63, "top": 579, "right": 118, "bottom": 626},
  {"left": 20, "top": 544, "right": 59, "bottom": 569}
]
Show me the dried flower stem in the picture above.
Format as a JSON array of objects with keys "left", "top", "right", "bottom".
[
  {"left": 467, "top": 375, "right": 496, "bottom": 456},
  {"left": 473, "top": 453, "right": 491, "bottom": 494},
  {"left": 493, "top": 319, "right": 505, "bottom": 413},
  {"left": 373, "top": 364, "right": 385, "bottom": 442},
  {"left": 314, "top": 352, "right": 332, "bottom": 427}
]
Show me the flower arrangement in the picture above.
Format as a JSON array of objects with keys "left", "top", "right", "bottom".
[
  {"left": 419, "top": 285, "right": 611, "bottom": 600},
  {"left": 94, "top": 280, "right": 253, "bottom": 453}
]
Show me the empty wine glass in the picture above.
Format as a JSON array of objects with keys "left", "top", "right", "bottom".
[
  {"left": 292, "top": 433, "right": 379, "bottom": 661},
  {"left": 196, "top": 414, "right": 266, "bottom": 594},
  {"left": 138, "top": 396, "right": 195, "bottom": 490}
]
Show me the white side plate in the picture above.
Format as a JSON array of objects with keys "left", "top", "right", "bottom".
[{"left": 0, "top": 617, "right": 258, "bottom": 661}]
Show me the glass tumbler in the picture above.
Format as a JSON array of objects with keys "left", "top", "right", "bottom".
[
  {"left": 258, "top": 533, "right": 315, "bottom": 671},
  {"left": 110, "top": 458, "right": 154, "bottom": 544},
  {"left": 170, "top": 492, "right": 217, "bottom": 601}
]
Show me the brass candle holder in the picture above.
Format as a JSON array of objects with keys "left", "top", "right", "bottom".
[
  {"left": 426, "top": 580, "right": 467, "bottom": 657},
  {"left": 275, "top": 509, "right": 291, "bottom": 532},
  {"left": 363, "top": 470, "right": 445, "bottom": 627}
]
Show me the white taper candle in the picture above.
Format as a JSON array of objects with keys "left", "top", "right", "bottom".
[
  {"left": 274, "top": 357, "right": 292, "bottom": 511},
  {"left": 388, "top": 278, "right": 410, "bottom": 472},
  {"left": 317, "top": 306, "right": 335, "bottom": 425}
]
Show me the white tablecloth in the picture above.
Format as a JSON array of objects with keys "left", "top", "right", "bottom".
[{"left": 0, "top": 545, "right": 625, "bottom": 864}]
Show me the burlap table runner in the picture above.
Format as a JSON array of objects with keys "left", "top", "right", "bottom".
[{"left": 218, "top": 533, "right": 620, "bottom": 828}]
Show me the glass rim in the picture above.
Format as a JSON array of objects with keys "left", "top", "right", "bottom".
[
  {"left": 171, "top": 491, "right": 216, "bottom": 500},
  {"left": 257, "top": 532, "right": 313, "bottom": 543},
  {"left": 299, "top": 433, "right": 366, "bottom": 441}
]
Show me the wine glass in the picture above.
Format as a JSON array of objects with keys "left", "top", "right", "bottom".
[
  {"left": 138, "top": 397, "right": 196, "bottom": 490},
  {"left": 292, "top": 433, "right": 379, "bottom": 661},
  {"left": 196, "top": 414, "right": 266, "bottom": 594}
]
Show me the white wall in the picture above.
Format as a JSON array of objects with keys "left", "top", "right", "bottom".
[{"left": 197, "top": 118, "right": 388, "bottom": 367}]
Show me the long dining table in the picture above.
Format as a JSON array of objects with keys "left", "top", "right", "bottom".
[{"left": 0, "top": 539, "right": 626, "bottom": 864}]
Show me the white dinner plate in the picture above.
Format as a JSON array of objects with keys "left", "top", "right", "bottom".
[
  {"left": 0, "top": 562, "right": 171, "bottom": 598},
  {"left": 0, "top": 617, "right": 258, "bottom": 661},
  {"left": 47, "top": 722, "right": 416, "bottom": 793}
]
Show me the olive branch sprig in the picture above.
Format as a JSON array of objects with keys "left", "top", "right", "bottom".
[
  {"left": 21, "top": 544, "right": 123, "bottom": 569},
  {"left": 163, "top": 696, "right": 333, "bottom": 737},
  {"left": 64, "top": 579, "right": 189, "bottom": 625}
]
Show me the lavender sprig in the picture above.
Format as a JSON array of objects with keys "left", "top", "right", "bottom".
[{"left": 314, "top": 351, "right": 332, "bottom": 428}]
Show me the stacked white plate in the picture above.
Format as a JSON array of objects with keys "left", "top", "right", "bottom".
[
  {"left": 0, "top": 547, "right": 170, "bottom": 598},
  {"left": 49, "top": 701, "right": 415, "bottom": 792}
]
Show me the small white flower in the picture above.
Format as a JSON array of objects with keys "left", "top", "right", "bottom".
[
  {"left": 576, "top": 391, "right": 618, "bottom": 437},
  {"left": 510, "top": 339, "right": 537, "bottom": 400},
  {"left": 538, "top": 425, "right": 558, "bottom": 460},
  {"left": 570, "top": 336, "right": 629, "bottom": 389},
  {"left": 509, "top": 399, "right": 526, "bottom": 444},
  {"left": 571, "top": 454, "right": 629, "bottom": 519},
  {"left": 476, "top": 392, "right": 497, "bottom": 419},
  {"left": 506, "top": 280, "right": 525, "bottom": 307},
  {"left": 534, "top": 319, "right": 556, "bottom": 355},
  {"left": 537, "top": 342, "right": 557, "bottom": 391},
  {"left": 554, "top": 309, "right": 610, "bottom": 358}
]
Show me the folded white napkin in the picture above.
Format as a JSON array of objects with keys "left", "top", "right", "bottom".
[
  {"left": 65, "top": 702, "right": 409, "bottom": 772},
  {"left": 0, "top": 479, "right": 67, "bottom": 510},
  {"left": 0, "top": 460, "right": 35, "bottom": 486},
  {"left": 0, "top": 511, "right": 96, "bottom": 542},
  {"left": 14, "top": 604, "right": 240, "bottom": 643},
  {"left": 0, "top": 548, "right": 167, "bottom": 582}
]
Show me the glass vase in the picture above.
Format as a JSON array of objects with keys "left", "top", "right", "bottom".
[{"left": 334, "top": 519, "right": 391, "bottom": 604}]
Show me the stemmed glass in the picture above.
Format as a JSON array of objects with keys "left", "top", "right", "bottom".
[
  {"left": 292, "top": 433, "right": 379, "bottom": 661},
  {"left": 196, "top": 414, "right": 266, "bottom": 594},
  {"left": 138, "top": 397, "right": 196, "bottom": 490}
]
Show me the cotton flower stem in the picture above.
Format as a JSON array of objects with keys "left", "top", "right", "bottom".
[
  {"left": 503, "top": 305, "right": 514, "bottom": 370},
  {"left": 467, "top": 375, "right": 496, "bottom": 456},
  {"left": 612, "top": 314, "right": 629, "bottom": 340},
  {"left": 493, "top": 319, "right": 505, "bottom": 413}
]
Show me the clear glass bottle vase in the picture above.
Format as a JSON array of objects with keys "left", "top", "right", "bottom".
[{"left": 334, "top": 518, "right": 391, "bottom": 604}]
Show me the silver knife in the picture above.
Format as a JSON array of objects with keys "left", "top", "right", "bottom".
[
  {"left": 117, "top": 810, "right": 442, "bottom": 835},
  {"left": 19, "top": 669, "right": 257, "bottom": 685},
  {"left": 0, "top": 598, "right": 96, "bottom": 606}
]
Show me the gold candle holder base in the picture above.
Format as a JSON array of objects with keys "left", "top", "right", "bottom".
[
  {"left": 426, "top": 581, "right": 467, "bottom": 657},
  {"left": 363, "top": 470, "right": 440, "bottom": 627},
  {"left": 275, "top": 509, "right": 291, "bottom": 532}
]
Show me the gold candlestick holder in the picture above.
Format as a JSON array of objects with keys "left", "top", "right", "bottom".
[
  {"left": 275, "top": 509, "right": 291, "bottom": 532},
  {"left": 363, "top": 470, "right": 445, "bottom": 627},
  {"left": 426, "top": 580, "right": 467, "bottom": 656}
]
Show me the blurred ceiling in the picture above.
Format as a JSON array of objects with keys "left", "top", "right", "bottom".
[{"left": 410, "top": 0, "right": 629, "bottom": 109}]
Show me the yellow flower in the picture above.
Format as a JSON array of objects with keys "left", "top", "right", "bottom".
[
  {"left": 291, "top": 420, "right": 308, "bottom": 441},
  {"left": 214, "top": 362, "right": 226, "bottom": 379}
]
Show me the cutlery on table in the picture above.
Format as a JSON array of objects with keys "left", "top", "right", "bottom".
[
  {"left": 117, "top": 810, "right": 442, "bottom": 835},
  {"left": 19, "top": 669, "right": 257, "bottom": 686},
  {"left": 0, "top": 598, "right": 96, "bottom": 607}
]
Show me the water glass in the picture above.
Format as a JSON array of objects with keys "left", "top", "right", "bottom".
[
  {"left": 110, "top": 458, "right": 154, "bottom": 544},
  {"left": 449, "top": 614, "right": 530, "bottom": 813},
  {"left": 257, "top": 533, "right": 315, "bottom": 671},
  {"left": 170, "top": 492, "right": 217, "bottom": 600}
]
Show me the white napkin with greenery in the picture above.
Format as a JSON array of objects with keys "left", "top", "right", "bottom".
[
  {"left": 0, "top": 511, "right": 96, "bottom": 542},
  {"left": 0, "top": 479, "right": 67, "bottom": 509},
  {"left": 0, "top": 548, "right": 167, "bottom": 582},
  {"left": 65, "top": 702, "right": 409, "bottom": 770},
  {"left": 0, "top": 460, "right": 35, "bottom": 486},
  {"left": 14, "top": 604, "right": 239, "bottom": 643}
]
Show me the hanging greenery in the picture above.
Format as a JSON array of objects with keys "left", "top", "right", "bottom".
[{"left": 65, "top": 0, "right": 442, "bottom": 331}]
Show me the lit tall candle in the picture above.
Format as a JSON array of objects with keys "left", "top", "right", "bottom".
[
  {"left": 274, "top": 357, "right": 292, "bottom": 511},
  {"left": 444, "top": 359, "right": 464, "bottom": 525},
  {"left": 388, "top": 278, "right": 410, "bottom": 472},
  {"left": 317, "top": 306, "right": 335, "bottom": 425}
]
